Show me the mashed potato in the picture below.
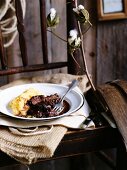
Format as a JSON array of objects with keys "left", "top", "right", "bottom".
[{"left": 9, "top": 88, "right": 42, "bottom": 116}]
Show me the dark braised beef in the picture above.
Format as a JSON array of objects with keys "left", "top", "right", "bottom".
[{"left": 26, "top": 93, "right": 61, "bottom": 118}]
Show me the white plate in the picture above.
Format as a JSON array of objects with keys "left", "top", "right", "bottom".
[{"left": 0, "top": 83, "right": 84, "bottom": 121}]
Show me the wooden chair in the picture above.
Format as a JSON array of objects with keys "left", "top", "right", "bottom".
[{"left": 0, "top": 0, "right": 126, "bottom": 169}]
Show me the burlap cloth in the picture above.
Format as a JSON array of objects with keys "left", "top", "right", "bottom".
[
  {"left": 0, "top": 126, "right": 67, "bottom": 164},
  {"left": 0, "top": 74, "right": 92, "bottom": 165}
]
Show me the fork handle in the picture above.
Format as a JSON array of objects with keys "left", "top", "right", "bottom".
[{"left": 60, "top": 79, "right": 78, "bottom": 102}]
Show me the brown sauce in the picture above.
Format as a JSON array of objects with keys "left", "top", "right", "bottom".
[
  {"left": 59, "top": 100, "right": 70, "bottom": 115},
  {"left": 27, "top": 100, "right": 70, "bottom": 118}
]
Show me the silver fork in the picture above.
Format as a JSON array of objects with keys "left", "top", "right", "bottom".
[{"left": 52, "top": 79, "right": 78, "bottom": 113}]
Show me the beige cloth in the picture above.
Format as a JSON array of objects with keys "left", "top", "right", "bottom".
[
  {"left": 0, "top": 74, "right": 93, "bottom": 165},
  {"left": 0, "top": 126, "right": 67, "bottom": 164}
]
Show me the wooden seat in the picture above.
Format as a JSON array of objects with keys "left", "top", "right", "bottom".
[{"left": 0, "top": 0, "right": 126, "bottom": 169}]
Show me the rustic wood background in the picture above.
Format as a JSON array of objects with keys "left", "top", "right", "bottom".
[
  {"left": 1, "top": 0, "right": 127, "bottom": 170},
  {"left": 97, "top": 20, "right": 127, "bottom": 85},
  {"left": 0, "top": 0, "right": 97, "bottom": 86},
  {"left": 1, "top": 1, "right": 127, "bottom": 86}
]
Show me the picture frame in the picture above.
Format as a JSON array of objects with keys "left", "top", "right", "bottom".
[{"left": 97, "top": 0, "right": 127, "bottom": 21}]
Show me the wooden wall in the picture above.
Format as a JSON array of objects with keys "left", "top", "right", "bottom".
[
  {"left": 97, "top": 20, "right": 127, "bottom": 85},
  {"left": 7, "top": 0, "right": 67, "bottom": 82}
]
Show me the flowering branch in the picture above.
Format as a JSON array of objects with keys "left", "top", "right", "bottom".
[
  {"left": 46, "top": 4, "right": 96, "bottom": 92},
  {"left": 72, "top": 4, "right": 96, "bottom": 91}
]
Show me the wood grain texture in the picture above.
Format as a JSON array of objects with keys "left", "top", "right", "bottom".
[
  {"left": 2, "top": 0, "right": 96, "bottom": 84},
  {"left": 81, "top": 0, "right": 97, "bottom": 84},
  {"left": 0, "top": 26, "right": 7, "bottom": 70},
  {"left": 97, "top": 20, "right": 127, "bottom": 85},
  {"left": 15, "top": 0, "right": 28, "bottom": 66},
  {"left": 39, "top": 0, "right": 48, "bottom": 64},
  {"left": 51, "top": 0, "right": 67, "bottom": 74},
  {"left": 67, "top": 0, "right": 80, "bottom": 75}
]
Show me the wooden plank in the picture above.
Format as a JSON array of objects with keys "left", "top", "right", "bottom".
[
  {"left": 15, "top": 0, "right": 28, "bottom": 66},
  {"left": 51, "top": 0, "right": 67, "bottom": 73},
  {"left": 97, "top": 20, "right": 127, "bottom": 85},
  {"left": 39, "top": 0, "right": 48, "bottom": 64},
  {"left": 9, "top": 0, "right": 51, "bottom": 81},
  {"left": 0, "top": 62, "right": 68, "bottom": 76},
  {"left": 66, "top": 0, "right": 80, "bottom": 75},
  {"left": 82, "top": 0, "right": 97, "bottom": 84},
  {"left": 0, "top": 26, "right": 7, "bottom": 69}
]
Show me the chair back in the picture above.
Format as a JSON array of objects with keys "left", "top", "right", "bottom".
[{"left": 0, "top": 0, "right": 79, "bottom": 77}]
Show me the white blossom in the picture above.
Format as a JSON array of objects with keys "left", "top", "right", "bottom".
[
  {"left": 50, "top": 8, "right": 56, "bottom": 21},
  {"left": 73, "top": 4, "right": 91, "bottom": 25},
  {"left": 78, "top": 5, "right": 84, "bottom": 10},
  {"left": 73, "top": 5, "right": 84, "bottom": 14},
  {"left": 68, "top": 29, "right": 81, "bottom": 47},
  {"left": 68, "top": 29, "right": 78, "bottom": 43},
  {"left": 47, "top": 8, "right": 59, "bottom": 27}
]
